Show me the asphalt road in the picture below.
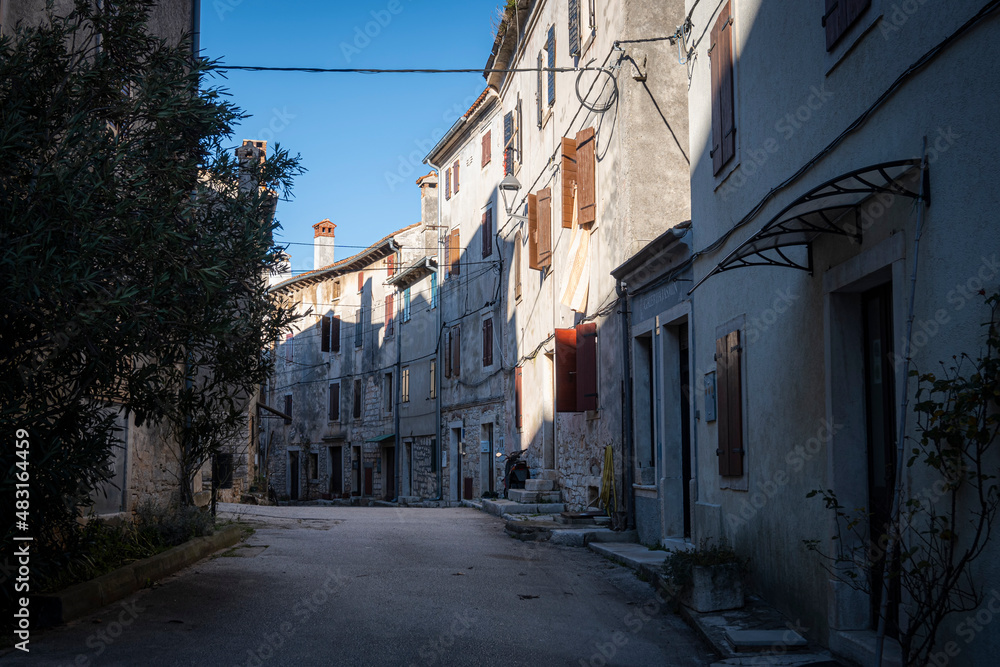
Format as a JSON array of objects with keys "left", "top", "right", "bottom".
[{"left": 6, "top": 504, "right": 716, "bottom": 666}]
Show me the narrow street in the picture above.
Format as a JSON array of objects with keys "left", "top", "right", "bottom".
[{"left": 10, "top": 505, "right": 716, "bottom": 666}]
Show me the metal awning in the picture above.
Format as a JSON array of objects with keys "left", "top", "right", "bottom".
[
  {"left": 690, "top": 160, "right": 927, "bottom": 293},
  {"left": 365, "top": 433, "right": 395, "bottom": 443},
  {"left": 385, "top": 256, "right": 438, "bottom": 289}
]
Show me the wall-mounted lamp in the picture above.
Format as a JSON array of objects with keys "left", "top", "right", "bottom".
[{"left": 499, "top": 174, "right": 530, "bottom": 222}]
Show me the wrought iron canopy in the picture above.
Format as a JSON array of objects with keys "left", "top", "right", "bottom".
[{"left": 690, "top": 160, "right": 927, "bottom": 293}]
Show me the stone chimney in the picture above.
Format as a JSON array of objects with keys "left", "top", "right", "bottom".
[
  {"left": 313, "top": 219, "right": 336, "bottom": 269},
  {"left": 416, "top": 172, "right": 439, "bottom": 251},
  {"left": 236, "top": 140, "right": 267, "bottom": 193}
]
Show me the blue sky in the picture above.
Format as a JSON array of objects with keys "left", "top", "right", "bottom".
[{"left": 200, "top": 0, "right": 501, "bottom": 273}]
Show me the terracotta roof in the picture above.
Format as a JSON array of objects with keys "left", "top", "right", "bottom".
[
  {"left": 271, "top": 222, "right": 422, "bottom": 292},
  {"left": 463, "top": 87, "right": 494, "bottom": 120},
  {"left": 416, "top": 171, "right": 437, "bottom": 185}
]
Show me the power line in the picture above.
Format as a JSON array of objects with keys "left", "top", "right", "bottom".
[{"left": 221, "top": 65, "right": 610, "bottom": 75}]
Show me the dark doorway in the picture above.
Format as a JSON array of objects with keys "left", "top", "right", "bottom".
[
  {"left": 862, "top": 282, "right": 899, "bottom": 635},
  {"left": 384, "top": 447, "right": 396, "bottom": 501},
  {"left": 289, "top": 450, "right": 300, "bottom": 501},
  {"left": 329, "top": 446, "right": 343, "bottom": 496},
  {"left": 679, "top": 324, "right": 692, "bottom": 539},
  {"left": 352, "top": 446, "right": 361, "bottom": 496}
]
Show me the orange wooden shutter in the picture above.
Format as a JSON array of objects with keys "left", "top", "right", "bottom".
[
  {"left": 482, "top": 130, "right": 491, "bottom": 167},
  {"left": 575, "top": 128, "right": 596, "bottom": 225},
  {"left": 527, "top": 193, "right": 540, "bottom": 270},
  {"left": 537, "top": 188, "right": 552, "bottom": 270},
  {"left": 450, "top": 229, "right": 461, "bottom": 276},
  {"left": 561, "top": 137, "right": 578, "bottom": 228},
  {"left": 555, "top": 328, "right": 578, "bottom": 412},
  {"left": 576, "top": 322, "right": 598, "bottom": 411}
]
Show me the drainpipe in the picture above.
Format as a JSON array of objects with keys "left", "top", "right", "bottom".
[
  {"left": 394, "top": 287, "right": 402, "bottom": 501},
  {"left": 427, "top": 160, "right": 445, "bottom": 503},
  {"left": 616, "top": 279, "right": 635, "bottom": 529}
]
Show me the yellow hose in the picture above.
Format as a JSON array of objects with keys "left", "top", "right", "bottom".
[{"left": 600, "top": 445, "right": 617, "bottom": 516}]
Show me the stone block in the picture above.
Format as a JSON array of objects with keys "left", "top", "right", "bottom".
[
  {"left": 682, "top": 564, "right": 745, "bottom": 613},
  {"left": 725, "top": 629, "right": 808, "bottom": 650},
  {"left": 507, "top": 489, "right": 539, "bottom": 503},
  {"left": 524, "top": 479, "right": 554, "bottom": 492}
]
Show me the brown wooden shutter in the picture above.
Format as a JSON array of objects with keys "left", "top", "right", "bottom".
[
  {"left": 555, "top": 328, "right": 578, "bottom": 413},
  {"left": 329, "top": 383, "right": 340, "bottom": 421},
  {"left": 482, "top": 209, "right": 492, "bottom": 258},
  {"left": 575, "top": 128, "right": 596, "bottom": 226},
  {"left": 453, "top": 160, "right": 460, "bottom": 193},
  {"left": 515, "top": 366, "right": 523, "bottom": 428},
  {"left": 527, "top": 193, "right": 540, "bottom": 270},
  {"left": 514, "top": 231, "right": 522, "bottom": 300},
  {"left": 358, "top": 271, "right": 364, "bottom": 293},
  {"left": 536, "top": 188, "right": 552, "bottom": 270},
  {"left": 482, "top": 130, "right": 491, "bottom": 167},
  {"left": 450, "top": 229, "right": 461, "bottom": 276},
  {"left": 321, "top": 316, "right": 331, "bottom": 352},
  {"left": 284, "top": 395, "right": 292, "bottom": 424},
  {"left": 576, "top": 322, "right": 598, "bottom": 411},
  {"left": 387, "top": 255, "right": 395, "bottom": 277},
  {"left": 710, "top": 4, "right": 735, "bottom": 175},
  {"left": 331, "top": 315, "right": 341, "bottom": 353},
  {"left": 445, "top": 167, "right": 451, "bottom": 200},
  {"left": 385, "top": 294, "right": 393, "bottom": 336},
  {"left": 452, "top": 324, "right": 461, "bottom": 377},
  {"left": 482, "top": 318, "right": 493, "bottom": 367},
  {"left": 353, "top": 379, "right": 362, "bottom": 419},
  {"left": 825, "top": 0, "right": 870, "bottom": 51},
  {"left": 444, "top": 231, "right": 452, "bottom": 279},
  {"left": 561, "top": 137, "right": 578, "bottom": 228},
  {"left": 716, "top": 330, "right": 744, "bottom": 476},
  {"left": 444, "top": 329, "right": 452, "bottom": 378}
]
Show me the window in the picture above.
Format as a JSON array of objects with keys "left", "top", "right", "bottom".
[
  {"left": 309, "top": 452, "right": 319, "bottom": 481},
  {"left": 329, "top": 382, "right": 341, "bottom": 421},
  {"left": 355, "top": 308, "right": 363, "bottom": 348},
  {"left": 321, "top": 314, "right": 341, "bottom": 353},
  {"left": 482, "top": 317, "right": 494, "bottom": 367},
  {"left": 536, "top": 52, "right": 544, "bottom": 128},
  {"left": 568, "top": 0, "right": 581, "bottom": 57},
  {"left": 710, "top": 2, "right": 736, "bottom": 175},
  {"left": 385, "top": 294, "right": 394, "bottom": 337},
  {"left": 213, "top": 453, "right": 234, "bottom": 489},
  {"left": 575, "top": 127, "right": 597, "bottom": 225},
  {"left": 387, "top": 255, "right": 395, "bottom": 277},
  {"left": 453, "top": 160, "right": 460, "bottom": 193},
  {"left": 429, "top": 360, "right": 436, "bottom": 398},
  {"left": 358, "top": 271, "right": 364, "bottom": 293},
  {"left": 824, "top": 0, "right": 870, "bottom": 51},
  {"left": 403, "top": 287, "right": 411, "bottom": 322},
  {"left": 284, "top": 334, "right": 293, "bottom": 362},
  {"left": 353, "top": 379, "right": 362, "bottom": 419},
  {"left": 431, "top": 273, "right": 438, "bottom": 308},
  {"left": 561, "top": 137, "right": 577, "bottom": 229},
  {"left": 515, "top": 366, "right": 523, "bottom": 429},
  {"left": 554, "top": 323, "right": 598, "bottom": 412},
  {"left": 445, "top": 167, "right": 452, "bottom": 200},
  {"left": 445, "top": 325, "right": 461, "bottom": 378},
  {"left": 401, "top": 367, "right": 410, "bottom": 403},
  {"left": 715, "top": 329, "right": 744, "bottom": 476},
  {"left": 527, "top": 190, "right": 552, "bottom": 271},
  {"left": 283, "top": 394, "right": 293, "bottom": 424},
  {"left": 384, "top": 372, "right": 393, "bottom": 415},
  {"left": 481, "top": 209, "right": 493, "bottom": 258},
  {"left": 503, "top": 111, "right": 515, "bottom": 176},
  {"left": 481, "top": 130, "right": 491, "bottom": 167},
  {"left": 446, "top": 229, "right": 461, "bottom": 278},
  {"left": 546, "top": 26, "right": 556, "bottom": 107},
  {"left": 333, "top": 280, "right": 342, "bottom": 299},
  {"left": 430, "top": 438, "right": 438, "bottom": 472},
  {"left": 513, "top": 231, "right": 522, "bottom": 300}
]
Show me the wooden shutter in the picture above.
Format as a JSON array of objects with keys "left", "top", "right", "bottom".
[
  {"left": 536, "top": 188, "right": 552, "bottom": 270},
  {"left": 710, "top": 3, "right": 735, "bottom": 175},
  {"left": 358, "top": 271, "right": 364, "bottom": 293},
  {"left": 453, "top": 160, "right": 460, "bottom": 193},
  {"left": 450, "top": 229, "right": 461, "bottom": 276},
  {"left": 503, "top": 112, "right": 514, "bottom": 176},
  {"left": 385, "top": 294, "right": 393, "bottom": 336},
  {"left": 575, "top": 128, "right": 596, "bottom": 226},
  {"left": 536, "top": 52, "right": 544, "bottom": 127},
  {"left": 355, "top": 308, "right": 363, "bottom": 347},
  {"left": 387, "top": 255, "right": 395, "bottom": 277},
  {"left": 444, "top": 232, "right": 451, "bottom": 279},
  {"left": 514, "top": 231, "right": 522, "bottom": 300},
  {"left": 482, "top": 130, "right": 491, "bottom": 167},
  {"left": 547, "top": 26, "right": 556, "bottom": 106},
  {"left": 576, "top": 322, "right": 598, "bottom": 411},
  {"left": 445, "top": 167, "right": 451, "bottom": 200},
  {"left": 716, "top": 330, "right": 744, "bottom": 476},
  {"left": 329, "top": 383, "right": 340, "bottom": 421},
  {"left": 482, "top": 318, "right": 493, "bottom": 367},
  {"left": 825, "top": 0, "right": 870, "bottom": 51},
  {"left": 452, "top": 324, "right": 461, "bottom": 378},
  {"left": 555, "top": 328, "right": 578, "bottom": 413},
  {"left": 444, "top": 329, "right": 452, "bottom": 378},
  {"left": 561, "top": 137, "right": 578, "bottom": 228},
  {"left": 284, "top": 395, "right": 292, "bottom": 424},
  {"left": 331, "top": 315, "right": 341, "bottom": 353},
  {"left": 353, "top": 379, "right": 362, "bottom": 419},
  {"left": 482, "top": 209, "right": 492, "bottom": 258},
  {"left": 321, "top": 316, "right": 331, "bottom": 352},
  {"left": 568, "top": 0, "right": 581, "bottom": 57},
  {"left": 527, "top": 193, "right": 540, "bottom": 270},
  {"left": 515, "top": 366, "right": 523, "bottom": 429}
]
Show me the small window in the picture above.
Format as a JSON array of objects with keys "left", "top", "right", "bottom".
[
  {"left": 481, "top": 130, "right": 492, "bottom": 167},
  {"left": 401, "top": 367, "right": 410, "bottom": 403},
  {"left": 283, "top": 394, "right": 293, "bottom": 425},
  {"left": 403, "top": 288, "right": 411, "bottom": 322},
  {"left": 358, "top": 271, "right": 364, "bottom": 293},
  {"left": 503, "top": 112, "right": 515, "bottom": 176},
  {"left": 430, "top": 360, "right": 436, "bottom": 399},
  {"left": 333, "top": 280, "right": 342, "bottom": 299},
  {"left": 329, "top": 382, "right": 341, "bottom": 421},
  {"left": 482, "top": 317, "right": 494, "bottom": 367},
  {"left": 431, "top": 273, "right": 438, "bottom": 308},
  {"left": 353, "top": 379, "right": 362, "bottom": 420},
  {"left": 309, "top": 452, "right": 319, "bottom": 481},
  {"left": 716, "top": 329, "right": 745, "bottom": 477},
  {"left": 568, "top": 0, "right": 582, "bottom": 57},
  {"left": 384, "top": 372, "right": 393, "bottom": 415},
  {"left": 481, "top": 209, "right": 493, "bottom": 258},
  {"left": 430, "top": 438, "right": 438, "bottom": 472},
  {"left": 546, "top": 26, "right": 556, "bottom": 107},
  {"left": 355, "top": 308, "right": 364, "bottom": 348}
]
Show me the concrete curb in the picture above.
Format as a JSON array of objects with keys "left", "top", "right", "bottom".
[{"left": 35, "top": 523, "right": 245, "bottom": 627}]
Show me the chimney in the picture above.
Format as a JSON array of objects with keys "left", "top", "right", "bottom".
[
  {"left": 236, "top": 140, "right": 267, "bottom": 193},
  {"left": 416, "top": 172, "right": 439, "bottom": 251},
  {"left": 313, "top": 219, "right": 336, "bottom": 269}
]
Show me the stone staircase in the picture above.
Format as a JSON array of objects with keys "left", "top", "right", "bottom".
[{"left": 506, "top": 477, "right": 562, "bottom": 504}]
